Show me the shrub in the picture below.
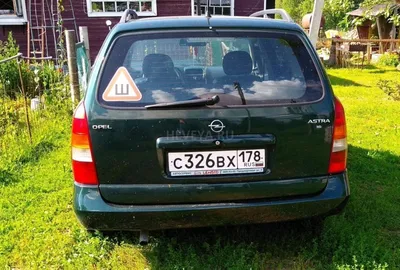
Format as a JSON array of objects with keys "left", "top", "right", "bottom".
[
  {"left": 377, "top": 79, "right": 400, "bottom": 101},
  {"left": 0, "top": 32, "right": 22, "bottom": 98},
  {"left": 0, "top": 33, "right": 39, "bottom": 98},
  {"left": 377, "top": 53, "right": 400, "bottom": 67},
  {"left": 336, "top": 256, "right": 389, "bottom": 270},
  {"left": 0, "top": 32, "right": 69, "bottom": 99},
  {"left": 0, "top": 97, "right": 25, "bottom": 136}
]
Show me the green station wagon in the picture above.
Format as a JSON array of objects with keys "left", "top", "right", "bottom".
[{"left": 72, "top": 9, "right": 350, "bottom": 239}]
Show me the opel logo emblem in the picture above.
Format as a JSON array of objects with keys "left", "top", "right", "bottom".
[{"left": 208, "top": 120, "right": 225, "bottom": 133}]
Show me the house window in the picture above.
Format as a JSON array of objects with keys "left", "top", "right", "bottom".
[
  {"left": 192, "top": 0, "right": 234, "bottom": 16},
  {"left": 0, "top": 0, "right": 27, "bottom": 25},
  {"left": 87, "top": 0, "right": 157, "bottom": 17}
]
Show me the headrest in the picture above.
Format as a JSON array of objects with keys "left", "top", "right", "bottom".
[
  {"left": 223, "top": 51, "right": 253, "bottom": 76},
  {"left": 142, "top": 54, "right": 175, "bottom": 78}
]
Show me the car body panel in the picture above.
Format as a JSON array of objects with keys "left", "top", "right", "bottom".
[
  {"left": 99, "top": 176, "right": 328, "bottom": 204},
  {"left": 73, "top": 15, "right": 349, "bottom": 230},
  {"left": 74, "top": 172, "right": 350, "bottom": 231},
  {"left": 86, "top": 26, "right": 335, "bottom": 204}
]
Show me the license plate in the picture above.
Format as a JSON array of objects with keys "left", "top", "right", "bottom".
[{"left": 168, "top": 149, "right": 265, "bottom": 177}]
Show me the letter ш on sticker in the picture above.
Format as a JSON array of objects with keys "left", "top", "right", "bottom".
[{"left": 103, "top": 67, "right": 142, "bottom": 102}]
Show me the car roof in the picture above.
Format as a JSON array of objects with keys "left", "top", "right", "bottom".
[{"left": 111, "top": 16, "right": 304, "bottom": 34}]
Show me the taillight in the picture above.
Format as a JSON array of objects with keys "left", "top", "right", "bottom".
[
  {"left": 71, "top": 102, "right": 98, "bottom": 185},
  {"left": 329, "top": 97, "right": 347, "bottom": 174}
]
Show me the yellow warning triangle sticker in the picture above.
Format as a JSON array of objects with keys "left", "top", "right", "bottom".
[{"left": 102, "top": 67, "right": 143, "bottom": 102}]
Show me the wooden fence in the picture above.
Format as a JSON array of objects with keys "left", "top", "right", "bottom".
[{"left": 318, "top": 38, "right": 400, "bottom": 67}]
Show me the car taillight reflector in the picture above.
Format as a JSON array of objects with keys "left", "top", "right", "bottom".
[
  {"left": 71, "top": 102, "right": 98, "bottom": 185},
  {"left": 72, "top": 160, "right": 98, "bottom": 185},
  {"left": 329, "top": 98, "right": 347, "bottom": 174}
]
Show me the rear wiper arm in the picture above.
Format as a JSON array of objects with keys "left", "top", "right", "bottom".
[
  {"left": 145, "top": 95, "right": 220, "bottom": 109},
  {"left": 234, "top": 82, "right": 246, "bottom": 105}
]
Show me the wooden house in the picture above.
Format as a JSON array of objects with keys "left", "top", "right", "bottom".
[{"left": 0, "top": 0, "right": 275, "bottom": 61}]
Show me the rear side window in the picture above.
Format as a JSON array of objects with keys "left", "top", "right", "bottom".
[{"left": 97, "top": 31, "right": 323, "bottom": 107}]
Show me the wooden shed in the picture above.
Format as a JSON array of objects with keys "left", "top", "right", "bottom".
[{"left": 347, "top": 3, "right": 400, "bottom": 44}]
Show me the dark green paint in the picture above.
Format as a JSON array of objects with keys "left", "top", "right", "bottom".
[
  {"left": 156, "top": 134, "right": 276, "bottom": 150},
  {"left": 99, "top": 176, "right": 327, "bottom": 204},
  {"left": 74, "top": 173, "right": 349, "bottom": 231},
  {"left": 75, "top": 16, "right": 349, "bottom": 230}
]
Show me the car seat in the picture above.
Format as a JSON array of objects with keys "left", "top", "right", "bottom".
[
  {"left": 142, "top": 53, "right": 182, "bottom": 83},
  {"left": 217, "top": 51, "right": 260, "bottom": 86}
]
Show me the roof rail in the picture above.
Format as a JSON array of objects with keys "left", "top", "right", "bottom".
[
  {"left": 120, "top": 9, "right": 138, "bottom": 23},
  {"left": 249, "top": 9, "right": 293, "bottom": 22}
]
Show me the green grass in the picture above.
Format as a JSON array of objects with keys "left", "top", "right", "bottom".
[{"left": 1, "top": 67, "right": 400, "bottom": 269}]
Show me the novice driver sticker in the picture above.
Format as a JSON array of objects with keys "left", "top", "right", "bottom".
[{"left": 102, "top": 67, "right": 142, "bottom": 102}]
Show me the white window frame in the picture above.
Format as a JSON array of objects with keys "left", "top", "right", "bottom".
[
  {"left": 191, "top": 0, "right": 234, "bottom": 16},
  {"left": 0, "top": 0, "right": 27, "bottom": 25},
  {"left": 86, "top": 0, "right": 157, "bottom": 17}
]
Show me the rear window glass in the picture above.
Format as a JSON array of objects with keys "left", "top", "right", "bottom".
[{"left": 97, "top": 31, "right": 323, "bottom": 107}]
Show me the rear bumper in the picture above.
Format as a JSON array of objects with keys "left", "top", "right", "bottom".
[{"left": 74, "top": 172, "right": 350, "bottom": 231}]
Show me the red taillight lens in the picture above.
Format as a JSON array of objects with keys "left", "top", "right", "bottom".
[
  {"left": 328, "top": 150, "right": 347, "bottom": 174},
  {"left": 72, "top": 160, "right": 98, "bottom": 185},
  {"left": 329, "top": 97, "right": 347, "bottom": 174},
  {"left": 71, "top": 102, "right": 99, "bottom": 185}
]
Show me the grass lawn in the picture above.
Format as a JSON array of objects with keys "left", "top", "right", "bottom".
[{"left": 1, "top": 66, "right": 399, "bottom": 269}]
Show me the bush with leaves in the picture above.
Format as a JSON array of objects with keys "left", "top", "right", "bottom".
[
  {"left": 377, "top": 53, "right": 400, "bottom": 67},
  {"left": 377, "top": 79, "right": 400, "bottom": 101},
  {"left": 324, "top": 0, "right": 360, "bottom": 30},
  {"left": 0, "top": 32, "right": 69, "bottom": 99},
  {"left": 0, "top": 97, "right": 25, "bottom": 136},
  {"left": 336, "top": 256, "right": 389, "bottom": 270},
  {"left": 0, "top": 33, "right": 23, "bottom": 98},
  {"left": 0, "top": 33, "right": 42, "bottom": 98},
  {"left": 276, "top": 0, "right": 360, "bottom": 30}
]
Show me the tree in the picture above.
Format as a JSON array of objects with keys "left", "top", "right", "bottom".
[
  {"left": 276, "top": 0, "right": 399, "bottom": 30},
  {"left": 276, "top": 0, "right": 359, "bottom": 30},
  {"left": 324, "top": 0, "right": 357, "bottom": 30}
]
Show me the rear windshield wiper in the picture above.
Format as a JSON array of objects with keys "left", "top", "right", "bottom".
[
  {"left": 145, "top": 95, "right": 220, "bottom": 109},
  {"left": 234, "top": 82, "right": 246, "bottom": 105}
]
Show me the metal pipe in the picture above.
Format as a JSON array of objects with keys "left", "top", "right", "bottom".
[
  {"left": 0, "top": 53, "right": 23, "bottom": 64},
  {"left": 139, "top": 230, "right": 149, "bottom": 245},
  {"left": 22, "top": 56, "right": 53, "bottom": 60}
]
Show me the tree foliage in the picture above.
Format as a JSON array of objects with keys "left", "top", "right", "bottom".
[{"left": 276, "top": 0, "right": 399, "bottom": 30}]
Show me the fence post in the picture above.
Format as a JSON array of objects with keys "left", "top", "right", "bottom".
[
  {"left": 366, "top": 43, "right": 371, "bottom": 63},
  {"left": 335, "top": 41, "right": 340, "bottom": 67},
  {"left": 328, "top": 40, "right": 336, "bottom": 66},
  {"left": 79, "top": 26, "right": 91, "bottom": 67},
  {"left": 65, "top": 30, "right": 80, "bottom": 106}
]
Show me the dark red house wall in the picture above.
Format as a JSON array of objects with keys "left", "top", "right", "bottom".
[
  {"left": 1, "top": 0, "right": 266, "bottom": 61},
  {"left": 235, "top": 0, "right": 264, "bottom": 16},
  {"left": 0, "top": 25, "right": 27, "bottom": 55}
]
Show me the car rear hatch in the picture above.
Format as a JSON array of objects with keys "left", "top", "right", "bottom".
[{"left": 87, "top": 29, "right": 334, "bottom": 205}]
